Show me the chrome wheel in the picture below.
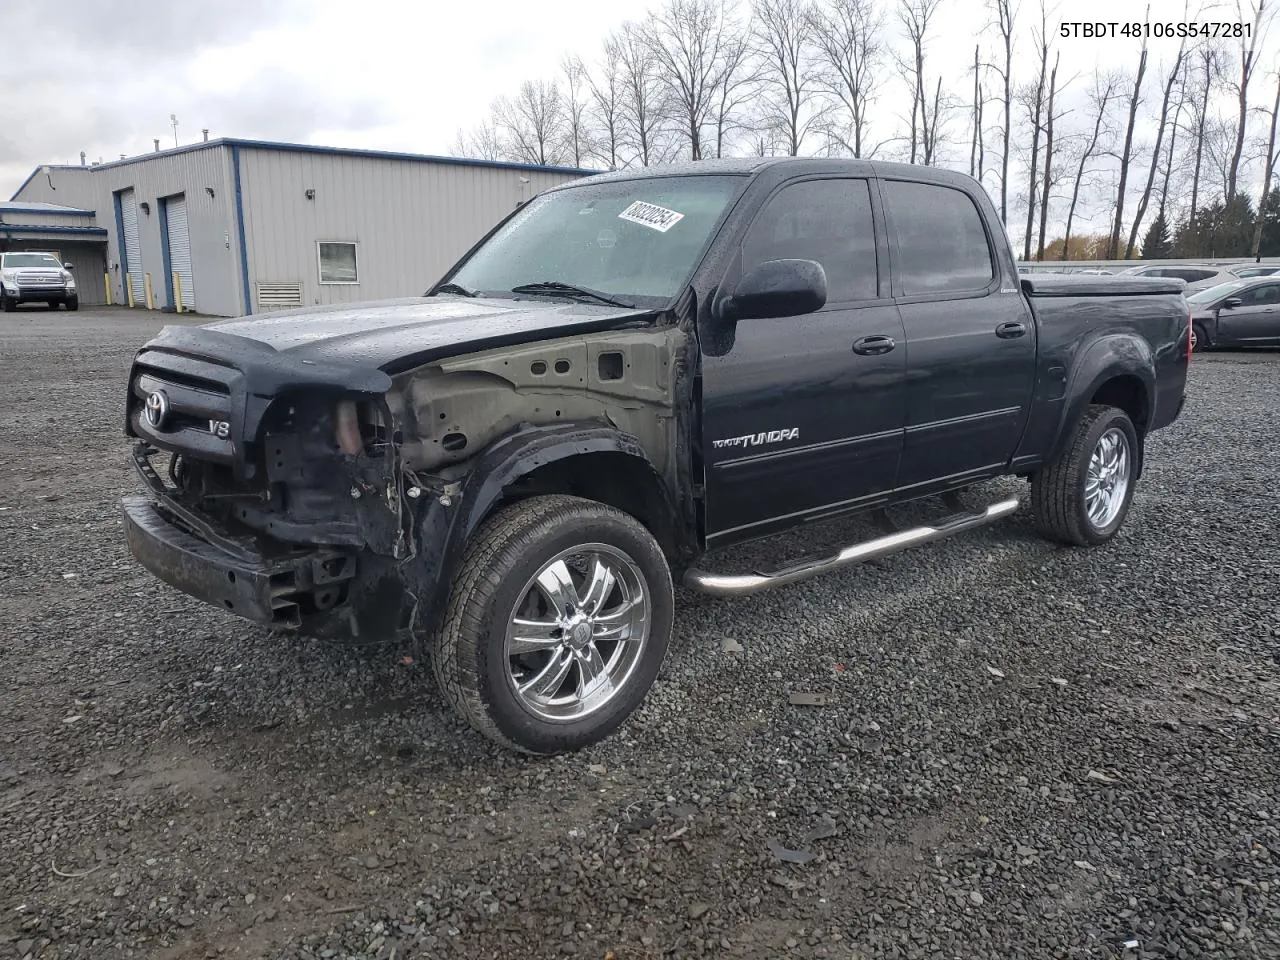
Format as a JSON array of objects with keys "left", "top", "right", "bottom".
[
  {"left": 1085, "top": 427, "right": 1130, "bottom": 530},
  {"left": 505, "top": 543, "right": 651, "bottom": 723}
]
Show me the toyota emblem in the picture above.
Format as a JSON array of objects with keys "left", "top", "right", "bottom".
[{"left": 144, "top": 389, "right": 170, "bottom": 429}]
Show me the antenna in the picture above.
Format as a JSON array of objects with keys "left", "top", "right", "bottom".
[{"left": 170, "top": 113, "right": 179, "bottom": 148}]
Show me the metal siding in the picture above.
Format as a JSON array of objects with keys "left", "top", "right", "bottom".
[
  {"left": 166, "top": 195, "right": 195, "bottom": 308},
  {"left": 119, "top": 189, "right": 144, "bottom": 305},
  {"left": 239, "top": 148, "right": 586, "bottom": 312},
  {"left": 88, "top": 146, "right": 237, "bottom": 315}
]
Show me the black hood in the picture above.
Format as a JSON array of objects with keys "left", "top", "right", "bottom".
[{"left": 205, "top": 295, "right": 658, "bottom": 372}]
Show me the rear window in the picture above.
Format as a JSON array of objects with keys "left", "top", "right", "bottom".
[{"left": 882, "top": 180, "right": 994, "bottom": 295}]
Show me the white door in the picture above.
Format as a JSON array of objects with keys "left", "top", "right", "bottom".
[
  {"left": 119, "top": 188, "right": 144, "bottom": 306},
  {"left": 165, "top": 195, "right": 194, "bottom": 310}
]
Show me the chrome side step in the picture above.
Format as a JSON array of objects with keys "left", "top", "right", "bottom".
[{"left": 683, "top": 498, "right": 1020, "bottom": 597}]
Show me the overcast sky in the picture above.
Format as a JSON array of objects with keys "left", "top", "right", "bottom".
[{"left": 2, "top": 0, "right": 1270, "bottom": 225}]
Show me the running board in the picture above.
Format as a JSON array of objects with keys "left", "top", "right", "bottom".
[{"left": 683, "top": 498, "right": 1020, "bottom": 597}]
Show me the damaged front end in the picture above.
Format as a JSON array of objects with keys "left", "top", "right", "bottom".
[
  {"left": 121, "top": 326, "right": 419, "bottom": 640},
  {"left": 122, "top": 320, "right": 689, "bottom": 645}
]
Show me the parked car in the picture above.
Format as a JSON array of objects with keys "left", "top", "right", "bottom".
[
  {"left": 1187, "top": 276, "right": 1280, "bottom": 350},
  {"left": 1226, "top": 264, "right": 1280, "bottom": 279},
  {"left": 118, "top": 158, "right": 1191, "bottom": 755},
  {"left": 1119, "top": 262, "right": 1237, "bottom": 292},
  {"left": 0, "top": 251, "right": 78, "bottom": 311}
]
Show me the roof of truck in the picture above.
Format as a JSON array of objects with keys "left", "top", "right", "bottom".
[{"left": 563, "top": 156, "right": 983, "bottom": 191}]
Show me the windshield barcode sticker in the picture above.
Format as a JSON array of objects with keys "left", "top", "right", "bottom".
[{"left": 618, "top": 201, "right": 685, "bottom": 233}]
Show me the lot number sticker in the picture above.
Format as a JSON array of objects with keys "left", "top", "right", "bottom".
[{"left": 618, "top": 200, "right": 685, "bottom": 233}]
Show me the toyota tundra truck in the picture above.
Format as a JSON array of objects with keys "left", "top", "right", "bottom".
[{"left": 120, "top": 158, "right": 1191, "bottom": 754}]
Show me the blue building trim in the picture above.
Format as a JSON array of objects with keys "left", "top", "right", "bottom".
[
  {"left": 0, "top": 204, "right": 96, "bottom": 217},
  {"left": 112, "top": 191, "right": 128, "bottom": 276},
  {"left": 0, "top": 224, "right": 108, "bottom": 236},
  {"left": 12, "top": 138, "right": 601, "bottom": 182},
  {"left": 231, "top": 146, "right": 252, "bottom": 315},
  {"left": 158, "top": 196, "right": 175, "bottom": 309}
]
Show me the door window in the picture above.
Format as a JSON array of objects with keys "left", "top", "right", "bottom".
[
  {"left": 741, "top": 179, "right": 879, "bottom": 303},
  {"left": 882, "top": 180, "right": 995, "bottom": 295},
  {"left": 1240, "top": 283, "right": 1280, "bottom": 305}
]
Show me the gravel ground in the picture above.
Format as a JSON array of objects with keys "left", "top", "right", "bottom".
[{"left": 1, "top": 306, "right": 1278, "bottom": 960}]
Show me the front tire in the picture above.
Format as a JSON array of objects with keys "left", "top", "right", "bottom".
[
  {"left": 1, "top": 296, "right": 14, "bottom": 313},
  {"left": 66, "top": 296, "right": 79, "bottom": 311},
  {"left": 429, "top": 494, "right": 674, "bottom": 755},
  {"left": 1031, "top": 404, "right": 1139, "bottom": 546}
]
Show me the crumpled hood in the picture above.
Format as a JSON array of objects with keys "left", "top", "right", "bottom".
[{"left": 205, "top": 295, "right": 657, "bottom": 372}]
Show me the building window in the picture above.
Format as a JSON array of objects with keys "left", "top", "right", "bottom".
[{"left": 317, "top": 242, "right": 359, "bottom": 284}]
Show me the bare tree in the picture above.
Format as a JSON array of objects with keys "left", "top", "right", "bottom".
[
  {"left": 1158, "top": 81, "right": 1189, "bottom": 217},
  {"left": 1063, "top": 72, "right": 1120, "bottom": 255},
  {"left": 1187, "top": 48, "right": 1216, "bottom": 221},
  {"left": 646, "top": 0, "right": 741, "bottom": 160},
  {"left": 1036, "top": 52, "right": 1061, "bottom": 260},
  {"left": 970, "top": 45, "right": 984, "bottom": 180},
  {"left": 1021, "top": 3, "right": 1050, "bottom": 260},
  {"left": 616, "top": 23, "right": 669, "bottom": 166},
  {"left": 988, "top": 0, "right": 1017, "bottom": 221},
  {"left": 753, "top": 0, "right": 822, "bottom": 155},
  {"left": 586, "top": 40, "right": 625, "bottom": 169},
  {"left": 494, "top": 80, "right": 568, "bottom": 167},
  {"left": 1108, "top": 33, "right": 1148, "bottom": 259},
  {"left": 711, "top": 27, "right": 758, "bottom": 157},
  {"left": 450, "top": 121, "right": 504, "bottom": 161},
  {"left": 1251, "top": 70, "right": 1280, "bottom": 257},
  {"left": 1225, "top": 0, "right": 1272, "bottom": 201},
  {"left": 561, "top": 55, "right": 591, "bottom": 168},
  {"left": 1126, "top": 37, "right": 1189, "bottom": 259},
  {"left": 896, "top": 0, "right": 946, "bottom": 164},
  {"left": 809, "top": 0, "right": 886, "bottom": 158}
]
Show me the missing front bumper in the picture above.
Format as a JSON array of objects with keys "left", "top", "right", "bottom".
[{"left": 121, "top": 494, "right": 357, "bottom": 628}]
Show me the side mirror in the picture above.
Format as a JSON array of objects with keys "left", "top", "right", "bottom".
[
  {"left": 63, "top": 262, "right": 74, "bottom": 271},
  {"left": 1223, "top": 297, "right": 1242, "bottom": 309},
  {"left": 716, "top": 258, "right": 827, "bottom": 322}
]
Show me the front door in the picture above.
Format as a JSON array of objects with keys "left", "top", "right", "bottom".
[
  {"left": 880, "top": 178, "right": 1037, "bottom": 491},
  {"left": 698, "top": 176, "right": 907, "bottom": 546},
  {"left": 1219, "top": 281, "right": 1280, "bottom": 343}
]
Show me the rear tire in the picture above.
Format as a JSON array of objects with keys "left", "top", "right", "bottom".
[
  {"left": 1031, "top": 404, "right": 1139, "bottom": 547},
  {"left": 1192, "top": 321, "right": 1210, "bottom": 352},
  {"left": 429, "top": 494, "right": 674, "bottom": 755}
]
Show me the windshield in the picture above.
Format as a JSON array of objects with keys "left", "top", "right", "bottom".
[
  {"left": 2, "top": 253, "right": 61, "bottom": 268},
  {"left": 1186, "top": 279, "right": 1249, "bottom": 304},
  {"left": 443, "top": 175, "right": 745, "bottom": 306}
]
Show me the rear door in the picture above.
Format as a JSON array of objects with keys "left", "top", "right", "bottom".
[
  {"left": 1219, "top": 281, "right": 1280, "bottom": 342},
  {"left": 699, "top": 176, "right": 907, "bottom": 544},
  {"left": 882, "top": 177, "right": 1037, "bottom": 491}
]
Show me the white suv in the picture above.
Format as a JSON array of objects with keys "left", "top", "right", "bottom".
[{"left": 1, "top": 252, "right": 78, "bottom": 312}]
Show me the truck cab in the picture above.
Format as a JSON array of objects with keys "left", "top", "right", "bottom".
[{"left": 120, "top": 158, "right": 1190, "bottom": 755}]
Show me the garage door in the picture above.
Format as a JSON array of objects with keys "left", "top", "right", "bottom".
[
  {"left": 119, "top": 188, "right": 144, "bottom": 306},
  {"left": 165, "top": 195, "right": 194, "bottom": 310}
]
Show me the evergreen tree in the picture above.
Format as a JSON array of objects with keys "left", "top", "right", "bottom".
[
  {"left": 1172, "top": 195, "right": 1258, "bottom": 258},
  {"left": 1141, "top": 212, "right": 1173, "bottom": 259},
  {"left": 1260, "top": 187, "right": 1280, "bottom": 257}
]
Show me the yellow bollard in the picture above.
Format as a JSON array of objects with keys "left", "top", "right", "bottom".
[
  {"left": 144, "top": 273, "right": 155, "bottom": 310},
  {"left": 173, "top": 271, "right": 184, "bottom": 313},
  {"left": 126, "top": 274, "right": 135, "bottom": 308},
  {"left": 104, "top": 274, "right": 113, "bottom": 306}
]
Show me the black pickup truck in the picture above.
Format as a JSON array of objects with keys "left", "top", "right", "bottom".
[{"left": 121, "top": 158, "right": 1191, "bottom": 754}]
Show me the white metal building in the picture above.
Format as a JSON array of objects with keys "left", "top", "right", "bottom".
[{"left": 9, "top": 139, "right": 595, "bottom": 316}]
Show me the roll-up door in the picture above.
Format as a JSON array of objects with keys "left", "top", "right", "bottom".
[
  {"left": 119, "top": 188, "right": 144, "bottom": 306},
  {"left": 165, "top": 195, "right": 194, "bottom": 310}
]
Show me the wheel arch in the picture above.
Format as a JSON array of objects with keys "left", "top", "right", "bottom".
[
  {"left": 408, "top": 421, "right": 692, "bottom": 637},
  {"left": 1052, "top": 335, "right": 1156, "bottom": 478}
]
